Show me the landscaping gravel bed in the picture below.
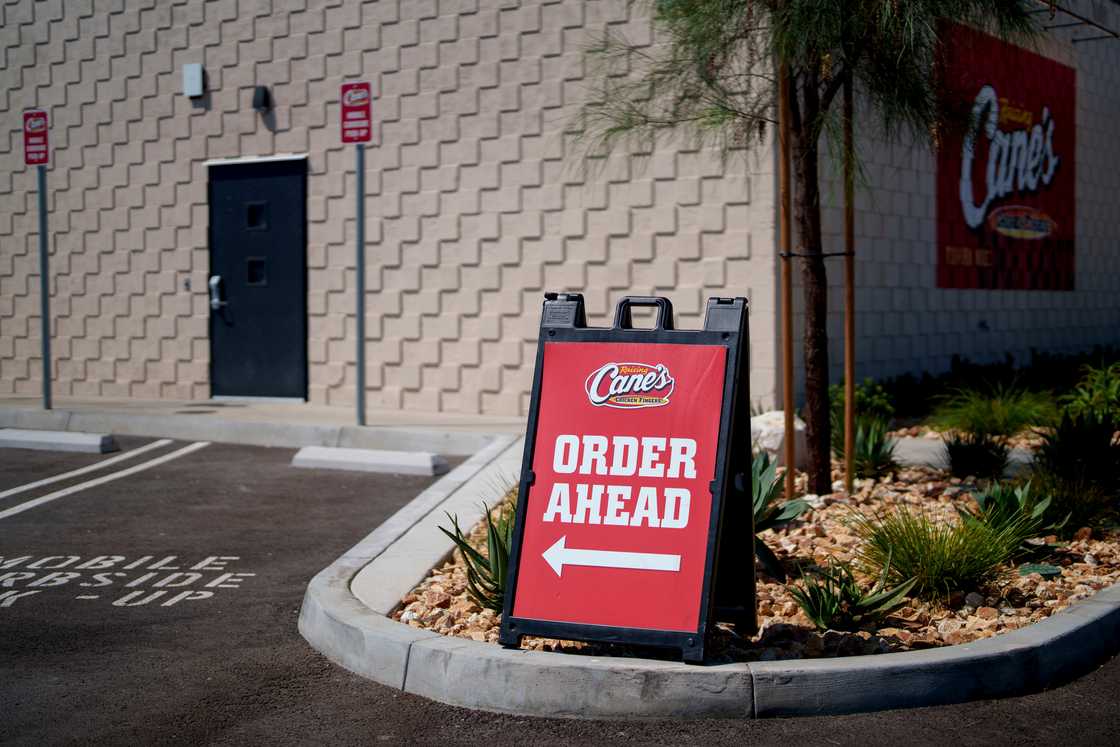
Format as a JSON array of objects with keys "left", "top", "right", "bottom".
[{"left": 391, "top": 465, "right": 1120, "bottom": 663}]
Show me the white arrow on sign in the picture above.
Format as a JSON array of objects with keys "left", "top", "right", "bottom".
[{"left": 541, "top": 536, "right": 681, "bottom": 577}]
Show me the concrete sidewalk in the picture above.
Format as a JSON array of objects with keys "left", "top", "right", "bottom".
[
  {"left": 1, "top": 395, "right": 1031, "bottom": 467},
  {"left": 892, "top": 434, "right": 1032, "bottom": 473},
  {"left": 0, "top": 396, "right": 523, "bottom": 456}
]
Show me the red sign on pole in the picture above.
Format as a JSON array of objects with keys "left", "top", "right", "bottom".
[
  {"left": 499, "top": 295, "right": 754, "bottom": 662},
  {"left": 23, "top": 109, "right": 49, "bottom": 166},
  {"left": 340, "top": 82, "right": 372, "bottom": 144}
]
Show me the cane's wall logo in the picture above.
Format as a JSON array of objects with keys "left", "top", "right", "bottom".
[
  {"left": 936, "top": 22, "right": 1075, "bottom": 291},
  {"left": 585, "top": 362, "right": 675, "bottom": 409},
  {"left": 959, "top": 85, "right": 1061, "bottom": 238},
  {"left": 25, "top": 115, "right": 46, "bottom": 132}
]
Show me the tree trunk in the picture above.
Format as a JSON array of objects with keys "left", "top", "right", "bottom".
[{"left": 791, "top": 85, "right": 833, "bottom": 495}]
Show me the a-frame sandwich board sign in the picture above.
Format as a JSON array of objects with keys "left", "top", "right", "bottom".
[{"left": 498, "top": 294, "right": 756, "bottom": 663}]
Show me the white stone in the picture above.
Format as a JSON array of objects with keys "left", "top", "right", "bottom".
[
  {"left": 750, "top": 411, "right": 809, "bottom": 469},
  {"left": 802, "top": 494, "right": 824, "bottom": 509}
]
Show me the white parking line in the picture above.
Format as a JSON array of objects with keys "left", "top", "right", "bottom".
[
  {"left": 0, "top": 441, "right": 210, "bottom": 521},
  {"left": 0, "top": 439, "right": 174, "bottom": 500}
]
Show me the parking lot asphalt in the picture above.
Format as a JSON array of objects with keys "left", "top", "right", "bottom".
[{"left": 1, "top": 438, "right": 1118, "bottom": 746}]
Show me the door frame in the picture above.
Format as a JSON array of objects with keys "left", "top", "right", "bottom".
[{"left": 205, "top": 153, "right": 310, "bottom": 401}]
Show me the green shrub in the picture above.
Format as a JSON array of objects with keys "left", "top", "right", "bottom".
[
  {"left": 1062, "top": 362, "right": 1120, "bottom": 424},
  {"left": 752, "top": 451, "right": 809, "bottom": 581},
  {"left": 932, "top": 384, "right": 1056, "bottom": 438},
  {"left": 1030, "top": 412, "right": 1119, "bottom": 529},
  {"left": 957, "top": 481, "right": 1055, "bottom": 552},
  {"left": 853, "top": 506, "right": 1031, "bottom": 600},
  {"left": 1030, "top": 471, "right": 1112, "bottom": 532},
  {"left": 439, "top": 501, "right": 514, "bottom": 613},
  {"left": 878, "top": 348, "right": 1120, "bottom": 420},
  {"left": 788, "top": 557, "right": 916, "bottom": 631},
  {"left": 829, "top": 378, "right": 896, "bottom": 427},
  {"left": 833, "top": 415, "right": 899, "bottom": 479},
  {"left": 942, "top": 432, "right": 1010, "bottom": 479}
]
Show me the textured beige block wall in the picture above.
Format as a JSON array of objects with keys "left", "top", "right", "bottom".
[{"left": 0, "top": 0, "right": 778, "bottom": 415}]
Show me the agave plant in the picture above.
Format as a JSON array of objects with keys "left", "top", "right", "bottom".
[
  {"left": 833, "top": 415, "right": 899, "bottom": 479},
  {"left": 788, "top": 555, "right": 917, "bottom": 631},
  {"left": 957, "top": 481, "right": 1060, "bottom": 547},
  {"left": 752, "top": 451, "right": 809, "bottom": 581},
  {"left": 439, "top": 502, "right": 514, "bottom": 613}
]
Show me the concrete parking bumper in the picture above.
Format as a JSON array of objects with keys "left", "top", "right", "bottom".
[
  {"left": 298, "top": 437, "right": 1120, "bottom": 719},
  {"left": 291, "top": 445, "right": 449, "bottom": 476},
  {"left": 0, "top": 428, "right": 118, "bottom": 453}
]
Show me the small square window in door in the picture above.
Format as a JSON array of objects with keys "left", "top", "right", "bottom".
[
  {"left": 246, "top": 201, "right": 269, "bottom": 230},
  {"left": 246, "top": 257, "right": 267, "bottom": 286}
]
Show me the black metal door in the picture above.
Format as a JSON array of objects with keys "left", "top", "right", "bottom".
[{"left": 208, "top": 158, "right": 307, "bottom": 398}]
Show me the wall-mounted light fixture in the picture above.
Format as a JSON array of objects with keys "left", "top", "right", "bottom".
[
  {"left": 252, "top": 86, "right": 272, "bottom": 113},
  {"left": 182, "top": 64, "right": 205, "bottom": 98}
]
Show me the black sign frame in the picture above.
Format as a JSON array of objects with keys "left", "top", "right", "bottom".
[{"left": 497, "top": 293, "right": 755, "bottom": 663}]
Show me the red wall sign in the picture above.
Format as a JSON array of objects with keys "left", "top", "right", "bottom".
[
  {"left": 499, "top": 294, "right": 753, "bottom": 662},
  {"left": 340, "top": 82, "right": 372, "bottom": 144},
  {"left": 937, "top": 23, "right": 1076, "bottom": 290},
  {"left": 23, "top": 109, "right": 49, "bottom": 166},
  {"left": 511, "top": 341, "right": 726, "bottom": 632}
]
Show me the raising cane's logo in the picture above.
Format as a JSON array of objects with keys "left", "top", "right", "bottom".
[
  {"left": 26, "top": 115, "right": 46, "bottom": 132},
  {"left": 959, "top": 84, "right": 1060, "bottom": 239},
  {"left": 585, "top": 362, "right": 675, "bottom": 409},
  {"left": 343, "top": 87, "right": 370, "bottom": 106}
]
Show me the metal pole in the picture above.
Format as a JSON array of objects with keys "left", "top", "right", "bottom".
[
  {"left": 843, "top": 76, "right": 856, "bottom": 494},
  {"left": 37, "top": 164, "right": 51, "bottom": 411},
  {"left": 355, "top": 143, "right": 366, "bottom": 427},
  {"left": 778, "top": 64, "right": 796, "bottom": 499}
]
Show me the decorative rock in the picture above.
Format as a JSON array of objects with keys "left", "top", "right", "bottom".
[
  {"left": 395, "top": 456, "right": 1120, "bottom": 664},
  {"left": 944, "top": 630, "right": 971, "bottom": 645},
  {"left": 937, "top": 618, "right": 962, "bottom": 636},
  {"left": 802, "top": 494, "right": 825, "bottom": 509},
  {"left": 750, "top": 410, "right": 809, "bottom": 469},
  {"left": 425, "top": 591, "right": 451, "bottom": 609},
  {"left": 1074, "top": 526, "right": 1093, "bottom": 541}
]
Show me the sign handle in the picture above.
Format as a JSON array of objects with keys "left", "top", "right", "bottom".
[
  {"left": 355, "top": 143, "right": 366, "bottom": 426},
  {"left": 37, "top": 164, "right": 51, "bottom": 411}
]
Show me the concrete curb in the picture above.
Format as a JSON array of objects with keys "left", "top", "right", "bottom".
[
  {"left": 0, "top": 428, "right": 118, "bottom": 453},
  {"left": 752, "top": 584, "right": 1120, "bottom": 716},
  {"left": 298, "top": 434, "right": 520, "bottom": 687},
  {"left": 299, "top": 444, "right": 1120, "bottom": 719},
  {"left": 0, "top": 406, "right": 493, "bottom": 456}
]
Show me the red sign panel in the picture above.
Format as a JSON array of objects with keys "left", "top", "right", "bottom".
[
  {"left": 340, "top": 82, "right": 372, "bottom": 144},
  {"left": 510, "top": 341, "right": 727, "bottom": 632},
  {"left": 937, "top": 23, "right": 1076, "bottom": 290},
  {"left": 23, "top": 109, "right": 49, "bottom": 166}
]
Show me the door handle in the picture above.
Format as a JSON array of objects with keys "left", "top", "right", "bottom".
[{"left": 208, "top": 275, "right": 227, "bottom": 310}]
